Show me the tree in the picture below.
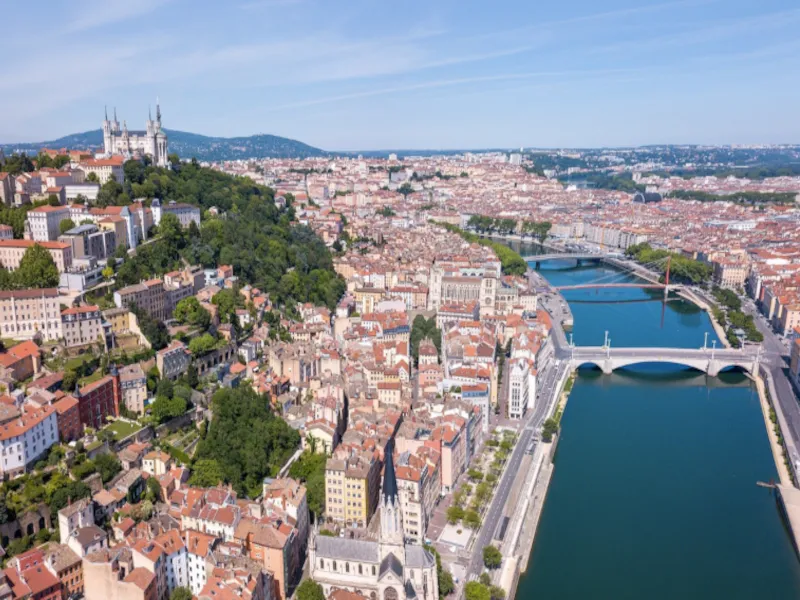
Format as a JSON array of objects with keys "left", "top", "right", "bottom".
[
  {"left": 187, "top": 363, "right": 199, "bottom": 388},
  {"left": 398, "top": 183, "right": 414, "bottom": 196},
  {"left": 86, "top": 172, "right": 99, "bottom": 183},
  {"left": 541, "top": 418, "right": 559, "bottom": 443},
  {"left": 489, "top": 586, "right": 505, "bottom": 600},
  {"left": 192, "top": 387, "right": 300, "bottom": 497},
  {"left": 410, "top": 315, "right": 442, "bottom": 366},
  {"left": 94, "top": 453, "right": 122, "bottom": 483},
  {"left": 465, "top": 582, "right": 491, "bottom": 600},
  {"left": 170, "top": 588, "right": 192, "bottom": 600},
  {"left": 189, "top": 459, "right": 225, "bottom": 488},
  {"left": 483, "top": 545, "right": 502, "bottom": 569},
  {"left": 189, "top": 333, "right": 218, "bottom": 356},
  {"left": 157, "top": 377, "right": 174, "bottom": 399},
  {"left": 146, "top": 476, "right": 162, "bottom": 502},
  {"left": 149, "top": 395, "right": 187, "bottom": 424},
  {"left": 174, "top": 297, "right": 211, "bottom": 330},
  {"left": 59, "top": 218, "right": 76, "bottom": 234},
  {"left": 464, "top": 509, "right": 481, "bottom": 529},
  {"left": 62, "top": 369, "right": 79, "bottom": 393},
  {"left": 446, "top": 505, "right": 464, "bottom": 524},
  {"left": 479, "top": 573, "right": 491, "bottom": 586},
  {"left": 288, "top": 451, "right": 326, "bottom": 516},
  {"left": 15, "top": 244, "right": 59, "bottom": 289},
  {"left": 296, "top": 580, "right": 325, "bottom": 600},
  {"left": 102, "top": 265, "right": 114, "bottom": 280}
]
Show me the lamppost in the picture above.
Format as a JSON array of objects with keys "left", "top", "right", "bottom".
[
  {"left": 604, "top": 330, "right": 609, "bottom": 348},
  {"left": 711, "top": 339, "right": 717, "bottom": 360},
  {"left": 607, "top": 337, "right": 611, "bottom": 358},
  {"left": 703, "top": 332, "right": 708, "bottom": 350}
]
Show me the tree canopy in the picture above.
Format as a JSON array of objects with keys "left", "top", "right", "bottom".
[
  {"left": 0, "top": 244, "right": 61, "bottom": 290},
  {"left": 113, "top": 160, "right": 345, "bottom": 310},
  {"left": 410, "top": 315, "right": 441, "bottom": 366},
  {"left": 191, "top": 387, "right": 300, "bottom": 497}
]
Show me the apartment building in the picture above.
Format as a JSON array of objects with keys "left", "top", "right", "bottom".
[
  {"left": 26, "top": 205, "right": 71, "bottom": 242},
  {"left": 0, "top": 288, "right": 63, "bottom": 341},
  {"left": 61, "top": 305, "right": 109, "bottom": 349},
  {"left": 76, "top": 375, "right": 121, "bottom": 430},
  {"left": 156, "top": 341, "right": 191, "bottom": 381},
  {"left": 78, "top": 156, "right": 125, "bottom": 184},
  {"left": 0, "top": 240, "right": 72, "bottom": 273},
  {"left": 152, "top": 199, "right": 201, "bottom": 229},
  {"left": 713, "top": 258, "right": 749, "bottom": 290},
  {"left": 115, "top": 268, "right": 201, "bottom": 322},
  {"left": 324, "top": 449, "right": 381, "bottom": 527},
  {"left": 58, "top": 224, "right": 116, "bottom": 261},
  {"left": 119, "top": 364, "right": 148, "bottom": 414},
  {"left": 0, "top": 404, "right": 58, "bottom": 477},
  {"left": 508, "top": 357, "right": 533, "bottom": 419},
  {"left": 114, "top": 279, "right": 167, "bottom": 321},
  {"left": 83, "top": 547, "right": 157, "bottom": 600}
]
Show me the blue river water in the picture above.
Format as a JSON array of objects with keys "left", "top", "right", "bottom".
[{"left": 514, "top": 254, "right": 800, "bottom": 599}]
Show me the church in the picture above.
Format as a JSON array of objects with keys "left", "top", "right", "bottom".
[
  {"left": 102, "top": 101, "right": 169, "bottom": 167},
  {"left": 309, "top": 446, "right": 439, "bottom": 600}
]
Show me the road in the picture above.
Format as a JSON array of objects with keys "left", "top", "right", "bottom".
[
  {"left": 742, "top": 301, "right": 800, "bottom": 467},
  {"left": 464, "top": 347, "right": 567, "bottom": 578}
]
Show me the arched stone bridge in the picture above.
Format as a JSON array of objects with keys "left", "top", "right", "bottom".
[{"left": 567, "top": 346, "right": 760, "bottom": 377}]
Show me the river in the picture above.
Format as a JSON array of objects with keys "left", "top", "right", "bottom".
[{"left": 511, "top": 247, "right": 800, "bottom": 599}]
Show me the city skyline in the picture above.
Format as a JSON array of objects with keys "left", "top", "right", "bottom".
[{"left": 1, "top": 0, "right": 799, "bottom": 149}]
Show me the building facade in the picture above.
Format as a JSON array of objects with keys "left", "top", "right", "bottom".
[
  {"left": 102, "top": 104, "right": 168, "bottom": 168},
  {"left": 310, "top": 448, "right": 438, "bottom": 600},
  {"left": 0, "top": 289, "right": 63, "bottom": 341}
]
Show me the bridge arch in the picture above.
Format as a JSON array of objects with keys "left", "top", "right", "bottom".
[{"left": 572, "top": 357, "right": 755, "bottom": 376}]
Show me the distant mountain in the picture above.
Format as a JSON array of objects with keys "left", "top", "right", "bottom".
[{"left": 0, "top": 129, "right": 327, "bottom": 161}]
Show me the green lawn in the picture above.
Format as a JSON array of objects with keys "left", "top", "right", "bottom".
[
  {"left": 104, "top": 420, "right": 142, "bottom": 441},
  {"left": 78, "top": 370, "right": 105, "bottom": 386},
  {"left": 64, "top": 353, "right": 97, "bottom": 371}
]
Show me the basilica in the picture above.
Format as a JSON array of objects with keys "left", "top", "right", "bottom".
[
  {"left": 102, "top": 101, "right": 169, "bottom": 167},
  {"left": 309, "top": 446, "right": 439, "bottom": 600}
]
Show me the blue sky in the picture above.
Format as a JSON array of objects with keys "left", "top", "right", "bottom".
[{"left": 2, "top": 0, "right": 799, "bottom": 149}]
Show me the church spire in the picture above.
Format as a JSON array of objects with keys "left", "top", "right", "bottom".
[
  {"left": 114, "top": 107, "right": 117, "bottom": 122},
  {"left": 105, "top": 105, "right": 108, "bottom": 121},
  {"left": 382, "top": 439, "right": 398, "bottom": 504},
  {"left": 156, "top": 97, "right": 162, "bottom": 124}
]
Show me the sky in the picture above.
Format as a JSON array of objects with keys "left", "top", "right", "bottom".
[{"left": 1, "top": 0, "right": 799, "bottom": 150}]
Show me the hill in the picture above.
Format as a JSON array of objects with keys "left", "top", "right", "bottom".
[{"left": 0, "top": 129, "right": 327, "bottom": 161}]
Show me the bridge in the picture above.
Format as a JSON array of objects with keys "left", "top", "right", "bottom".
[
  {"left": 564, "top": 345, "right": 761, "bottom": 377},
  {"left": 555, "top": 282, "right": 683, "bottom": 292},
  {"left": 523, "top": 253, "right": 601, "bottom": 262}
]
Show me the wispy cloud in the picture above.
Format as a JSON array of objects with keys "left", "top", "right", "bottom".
[
  {"left": 66, "top": 0, "right": 174, "bottom": 32},
  {"left": 240, "top": 0, "right": 305, "bottom": 10},
  {"left": 266, "top": 67, "right": 649, "bottom": 110}
]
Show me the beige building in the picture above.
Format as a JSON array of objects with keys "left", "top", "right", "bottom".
[
  {"left": 0, "top": 239, "right": 72, "bottom": 273},
  {"left": 142, "top": 450, "right": 172, "bottom": 476},
  {"left": 0, "top": 288, "right": 63, "bottom": 341},
  {"left": 119, "top": 363, "right": 148, "bottom": 413},
  {"left": 325, "top": 449, "right": 381, "bottom": 527},
  {"left": 713, "top": 258, "right": 749, "bottom": 290},
  {"left": 61, "top": 304, "right": 108, "bottom": 348},
  {"left": 78, "top": 156, "right": 126, "bottom": 184},
  {"left": 83, "top": 547, "right": 157, "bottom": 600}
]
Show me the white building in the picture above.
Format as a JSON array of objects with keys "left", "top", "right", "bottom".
[
  {"left": 102, "top": 103, "right": 169, "bottom": 168},
  {"left": 508, "top": 358, "right": 532, "bottom": 419},
  {"left": 58, "top": 498, "right": 95, "bottom": 544},
  {"left": 0, "top": 404, "right": 58, "bottom": 477},
  {"left": 26, "top": 205, "right": 72, "bottom": 241},
  {"left": 152, "top": 199, "right": 201, "bottom": 228}
]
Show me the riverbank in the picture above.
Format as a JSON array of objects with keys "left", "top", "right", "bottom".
[
  {"left": 755, "top": 374, "right": 792, "bottom": 485},
  {"left": 679, "top": 287, "right": 731, "bottom": 348}
]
